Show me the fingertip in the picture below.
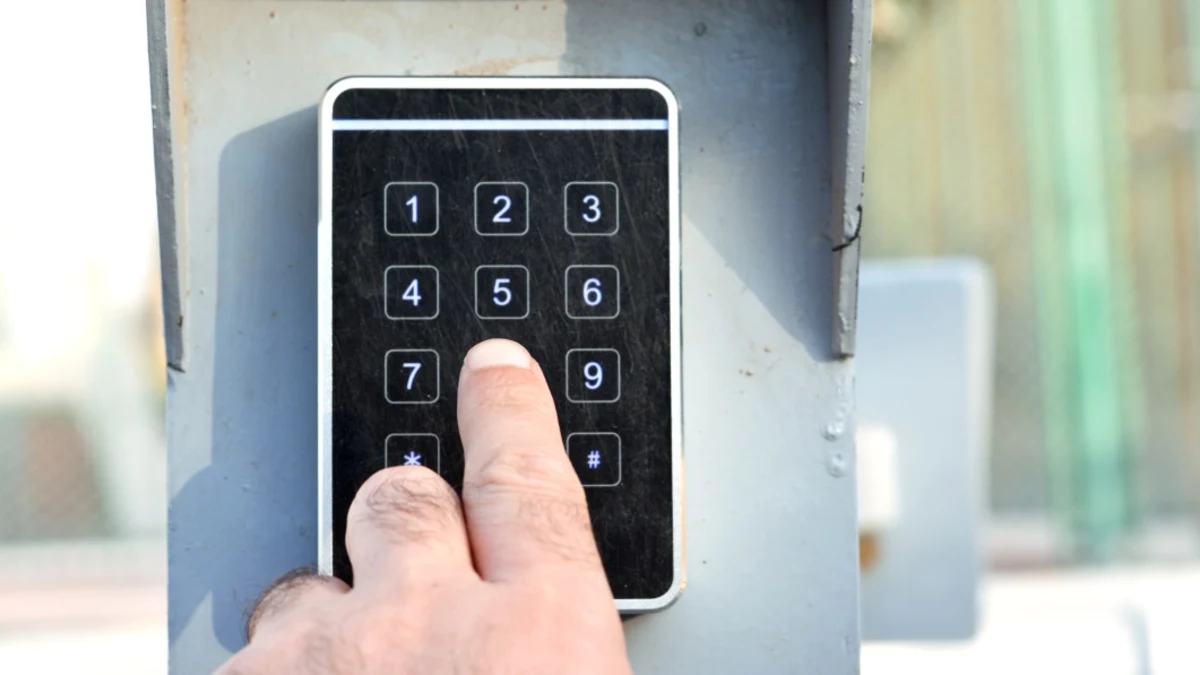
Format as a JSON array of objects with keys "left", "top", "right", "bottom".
[{"left": 463, "top": 339, "right": 533, "bottom": 372}]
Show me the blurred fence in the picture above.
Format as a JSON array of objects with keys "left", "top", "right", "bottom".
[{"left": 868, "top": 0, "right": 1200, "bottom": 561}]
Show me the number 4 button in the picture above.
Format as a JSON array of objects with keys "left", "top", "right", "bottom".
[
  {"left": 565, "top": 265, "right": 619, "bottom": 319},
  {"left": 385, "top": 266, "right": 439, "bottom": 320}
]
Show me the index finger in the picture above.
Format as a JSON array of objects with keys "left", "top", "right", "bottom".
[{"left": 456, "top": 339, "right": 604, "bottom": 581}]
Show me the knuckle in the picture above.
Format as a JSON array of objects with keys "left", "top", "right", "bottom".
[
  {"left": 247, "top": 567, "right": 327, "bottom": 641},
  {"left": 469, "top": 445, "right": 578, "bottom": 498},
  {"left": 350, "top": 467, "right": 463, "bottom": 542}
]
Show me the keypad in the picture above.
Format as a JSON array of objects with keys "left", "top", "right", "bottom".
[
  {"left": 330, "top": 85, "right": 675, "bottom": 599},
  {"left": 381, "top": 182, "right": 628, "bottom": 470}
]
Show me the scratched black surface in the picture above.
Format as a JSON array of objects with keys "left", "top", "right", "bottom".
[{"left": 330, "top": 88, "right": 674, "bottom": 600}]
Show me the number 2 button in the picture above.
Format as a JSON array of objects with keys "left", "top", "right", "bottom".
[
  {"left": 565, "top": 182, "right": 618, "bottom": 236},
  {"left": 565, "top": 265, "right": 619, "bottom": 319},
  {"left": 566, "top": 349, "right": 621, "bottom": 403},
  {"left": 385, "top": 349, "right": 440, "bottom": 404},
  {"left": 385, "top": 266, "right": 438, "bottom": 320},
  {"left": 475, "top": 182, "right": 529, "bottom": 236},
  {"left": 475, "top": 265, "right": 530, "bottom": 319}
]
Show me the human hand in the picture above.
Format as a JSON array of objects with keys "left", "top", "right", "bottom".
[{"left": 217, "top": 339, "right": 630, "bottom": 674}]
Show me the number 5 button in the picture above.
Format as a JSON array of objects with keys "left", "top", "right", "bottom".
[
  {"left": 475, "top": 265, "right": 530, "bottom": 320},
  {"left": 566, "top": 348, "right": 620, "bottom": 403},
  {"left": 384, "top": 349, "right": 440, "bottom": 404},
  {"left": 565, "top": 265, "right": 619, "bottom": 319},
  {"left": 564, "top": 182, "right": 619, "bottom": 236},
  {"left": 385, "top": 266, "right": 439, "bottom": 320}
]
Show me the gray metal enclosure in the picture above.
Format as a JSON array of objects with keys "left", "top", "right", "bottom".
[{"left": 149, "top": 1, "right": 871, "bottom": 672}]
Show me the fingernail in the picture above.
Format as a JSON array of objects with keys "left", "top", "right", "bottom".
[{"left": 463, "top": 339, "right": 532, "bottom": 371}]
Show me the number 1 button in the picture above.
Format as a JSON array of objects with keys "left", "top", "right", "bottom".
[
  {"left": 564, "top": 182, "right": 619, "bottom": 236},
  {"left": 385, "top": 182, "right": 439, "bottom": 236},
  {"left": 385, "top": 349, "right": 440, "bottom": 404},
  {"left": 566, "top": 348, "right": 621, "bottom": 403},
  {"left": 475, "top": 182, "right": 529, "bottom": 236},
  {"left": 385, "top": 266, "right": 439, "bottom": 320},
  {"left": 475, "top": 265, "right": 530, "bottom": 319}
]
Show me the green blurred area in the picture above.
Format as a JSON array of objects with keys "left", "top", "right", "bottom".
[{"left": 869, "top": 0, "right": 1200, "bottom": 560}]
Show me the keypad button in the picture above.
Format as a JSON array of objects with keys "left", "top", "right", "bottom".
[
  {"left": 564, "top": 182, "right": 619, "bottom": 236},
  {"left": 475, "top": 265, "right": 530, "bottom": 319},
  {"left": 384, "top": 266, "right": 439, "bottom": 320},
  {"left": 385, "top": 182, "right": 439, "bottom": 236},
  {"left": 384, "top": 349, "right": 440, "bottom": 404},
  {"left": 475, "top": 182, "right": 529, "bottom": 236},
  {"left": 565, "top": 348, "right": 621, "bottom": 403},
  {"left": 385, "top": 434, "right": 441, "bottom": 473},
  {"left": 565, "top": 265, "right": 620, "bottom": 319},
  {"left": 566, "top": 433, "right": 621, "bottom": 487}
]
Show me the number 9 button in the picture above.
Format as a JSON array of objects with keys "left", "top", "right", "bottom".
[{"left": 566, "top": 348, "right": 620, "bottom": 403}]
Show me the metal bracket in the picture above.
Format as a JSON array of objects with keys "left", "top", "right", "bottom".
[{"left": 828, "top": 0, "right": 873, "bottom": 358}]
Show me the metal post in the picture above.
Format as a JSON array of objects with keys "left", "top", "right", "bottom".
[{"left": 150, "top": 2, "right": 871, "bottom": 671}]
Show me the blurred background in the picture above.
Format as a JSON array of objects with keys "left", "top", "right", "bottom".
[
  {"left": 0, "top": 2, "right": 167, "bottom": 673},
  {"left": 0, "top": 0, "right": 1199, "bottom": 672}
]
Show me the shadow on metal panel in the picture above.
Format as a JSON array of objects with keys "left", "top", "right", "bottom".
[{"left": 169, "top": 107, "right": 320, "bottom": 651}]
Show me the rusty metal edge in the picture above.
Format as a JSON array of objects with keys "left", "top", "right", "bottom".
[
  {"left": 828, "top": 0, "right": 873, "bottom": 358},
  {"left": 147, "top": 0, "right": 186, "bottom": 372}
]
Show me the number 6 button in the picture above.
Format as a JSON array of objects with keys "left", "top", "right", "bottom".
[
  {"left": 566, "top": 348, "right": 621, "bottom": 403},
  {"left": 475, "top": 265, "right": 530, "bottom": 319},
  {"left": 565, "top": 265, "right": 619, "bottom": 319},
  {"left": 564, "top": 182, "right": 619, "bottom": 236},
  {"left": 384, "top": 349, "right": 440, "bottom": 404}
]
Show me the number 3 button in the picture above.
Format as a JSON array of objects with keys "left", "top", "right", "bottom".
[
  {"left": 475, "top": 265, "right": 530, "bottom": 319},
  {"left": 566, "top": 348, "right": 621, "bottom": 403},
  {"left": 564, "top": 182, "right": 619, "bottom": 236},
  {"left": 565, "top": 265, "right": 619, "bottom": 319}
]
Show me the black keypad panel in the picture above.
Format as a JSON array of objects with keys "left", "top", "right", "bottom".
[{"left": 330, "top": 86, "right": 675, "bottom": 603}]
